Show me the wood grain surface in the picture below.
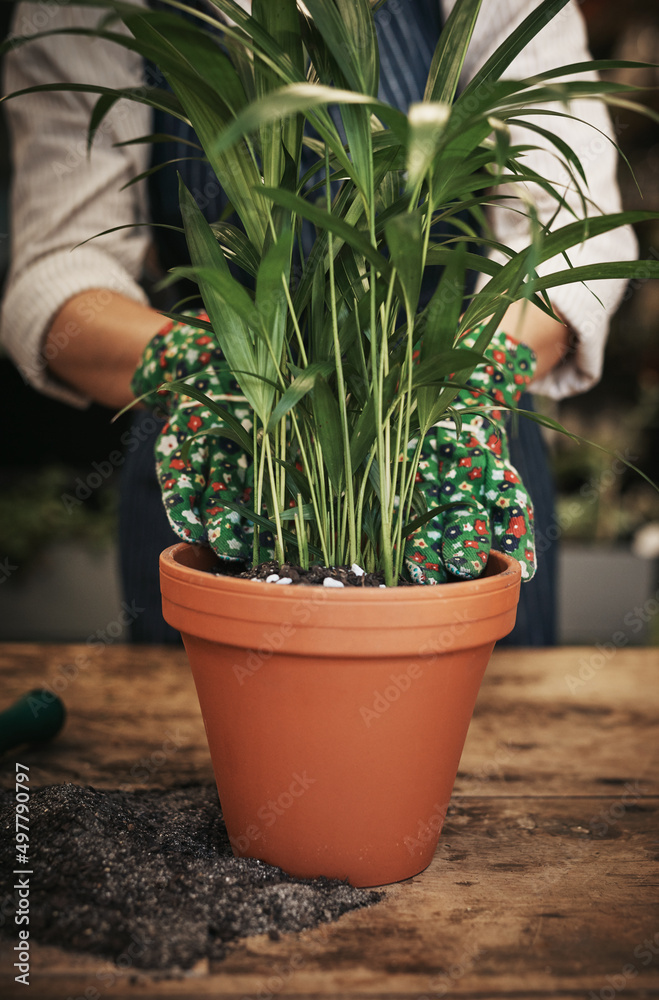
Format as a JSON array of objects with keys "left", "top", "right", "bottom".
[{"left": 0, "top": 643, "right": 657, "bottom": 999}]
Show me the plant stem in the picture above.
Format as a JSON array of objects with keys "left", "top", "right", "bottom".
[
  {"left": 295, "top": 492, "right": 308, "bottom": 569},
  {"left": 255, "top": 421, "right": 267, "bottom": 564},
  {"left": 289, "top": 409, "right": 330, "bottom": 565},
  {"left": 251, "top": 417, "right": 260, "bottom": 567},
  {"left": 283, "top": 276, "right": 308, "bottom": 368},
  {"left": 355, "top": 449, "right": 376, "bottom": 560},
  {"left": 263, "top": 433, "right": 285, "bottom": 564},
  {"left": 325, "top": 147, "right": 357, "bottom": 566}
]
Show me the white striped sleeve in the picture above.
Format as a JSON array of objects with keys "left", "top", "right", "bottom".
[
  {"left": 442, "top": 0, "right": 638, "bottom": 399},
  {"left": 0, "top": 1, "right": 153, "bottom": 407}
]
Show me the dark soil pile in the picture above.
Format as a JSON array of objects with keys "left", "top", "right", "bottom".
[
  {"left": 0, "top": 783, "right": 381, "bottom": 971},
  {"left": 226, "top": 560, "right": 413, "bottom": 587}
]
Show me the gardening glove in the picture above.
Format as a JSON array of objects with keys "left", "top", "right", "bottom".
[
  {"left": 404, "top": 326, "right": 537, "bottom": 585},
  {"left": 131, "top": 313, "right": 272, "bottom": 564}
]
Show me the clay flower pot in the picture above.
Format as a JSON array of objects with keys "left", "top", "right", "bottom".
[{"left": 160, "top": 542, "right": 521, "bottom": 887}]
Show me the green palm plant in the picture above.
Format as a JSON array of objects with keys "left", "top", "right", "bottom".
[{"left": 5, "top": 0, "right": 659, "bottom": 584}]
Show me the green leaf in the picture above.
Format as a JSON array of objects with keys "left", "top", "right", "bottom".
[
  {"left": 385, "top": 211, "right": 424, "bottom": 319},
  {"left": 260, "top": 185, "right": 391, "bottom": 278},
  {"left": 125, "top": 10, "right": 248, "bottom": 111},
  {"left": 412, "top": 349, "right": 491, "bottom": 389},
  {"left": 502, "top": 117, "right": 587, "bottom": 184},
  {"left": 155, "top": 311, "right": 213, "bottom": 332},
  {"left": 110, "top": 7, "right": 269, "bottom": 245},
  {"left": 177, "top": 178, "right": 271, "bottom": 420},
  {"left": 278, "top": 502, "right": 315, "bottom": 522},
  {"left": 71, "top": 221, "right": 183, "bottom": 251},
  {"left": 114, "top": 131, "right": 203, "bottom": 150},
  {"left": 417, "top": 241, "right": 468, "bottom": 428},
  {"left": 522, "top": 58, "right": 659, "bottom": 87},
  {"left": 210, "top": 223, "right": 261, "bottom": 278},
  {"left": 119, "top": 155, "right": 206, "bottom": 191},
  {"left": 349, "top": 366, "right": 401, "bottom": 471},
  {"left": 180, "top": 424, "right": 253, "bottom": 463},
  {"left": 1, "top": 81, "right": 186, "bottom": 121},
  {"left": 424, "top": 0, "right": 482, "bottom": 105},
  {"left": 167, "top": 264, "right": 260, "bottom": 328},
  {"left": 537, "top": 211, "right": 659, "bottom": 265},
  {"left": 218, "top": 498, "right": 324, "bottom": 557},
  {"left": 425, "top": 245, "right": 501, "bottom": 278},
  {"left": 461, "top": 211, "right": 659, "bottom": 332},
  {"left": 533, "top": 259, "right": 659, "bottom": 292},
  {"left": 167, "top": 72, "right": 268, "bottom": 247},
  {"left": 156, "top": 379, "right": 254, "bottom": 454},
  {"left": 303, "top": 0, "right": 378, "bottom": 97},
  {"left": 406, "top": 101, "right": 451, "bottom": 191},
  {"left": 311, "top": 378, "right": 345, "bottom": 493},
  {"left": 401, "top": 501, "right": 477, "bottom": 538},
  {"left": 255, "top": 229, "right": 294, "bottom": 397},
  {"left": 253, "top": 0, "right": 304, "bottom": 187},
  {"left": 458, "top": 0, "right": 571, "bottom": 101},
  {"left": 266, "top": 362, "right": 335, "bottom": 432},
  {"left": 340, "top": 102, "right": 375, "bottom": 205},
  {"left": 208, "top": 80, "right": 381, "bottom": 189}
]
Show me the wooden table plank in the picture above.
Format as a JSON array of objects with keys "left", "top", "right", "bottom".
[
  {"left": 455, "top": 647, "right": 659, "bottom": 798},
  {"left": 2, "top": 796, "right": 656, "bottom": 999},
  {"left": 1, "top": 643, "right": 658, "bottom": 999},
  {"left": 0, "top": 644, "right": 655, "bottom": 795}
]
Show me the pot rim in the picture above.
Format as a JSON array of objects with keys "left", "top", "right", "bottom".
[{"left": 160, "top": 542, "right": 521, "bottom": 603}]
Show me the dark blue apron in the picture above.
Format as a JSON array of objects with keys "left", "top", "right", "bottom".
[{"left": 120, "top": 0, "right": 557, "bottom": 644}]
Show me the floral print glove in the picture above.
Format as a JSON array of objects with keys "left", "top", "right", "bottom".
[
  {"left": 131, "top": 313, "right": 273, "bottom": 564},
  {"left": 404, "top": 326, "right": 537, "bottom": 584}
]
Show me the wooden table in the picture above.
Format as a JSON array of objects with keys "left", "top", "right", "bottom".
[{"left": 0, "top": 643, "right": 657, "bottom": 999}]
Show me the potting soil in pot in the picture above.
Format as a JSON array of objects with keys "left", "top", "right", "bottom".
[
  {"left": 222, "top": 560, "right": 415, "bottom": 586},
  {"left": 0, "top": 783, "right": 382, "bottom": 971}
]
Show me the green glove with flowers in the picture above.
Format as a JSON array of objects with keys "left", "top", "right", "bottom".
[
  {"left": 131, "top": 313, "right": 273, "bottom": 564},
  {"left": 404, "top": 326, "right": 537, "bottom": 585}
]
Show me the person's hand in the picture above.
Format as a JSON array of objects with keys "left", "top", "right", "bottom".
[
  {"left": 404, "top": 327, "right": 537, "bottom": 584},
  {"left": 131, "top": 313, "right": 273, "bottom": 563}
]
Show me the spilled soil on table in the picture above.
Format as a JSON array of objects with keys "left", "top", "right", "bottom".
[{"left": 0, "top": 783, "right": 381, "bottom": 972}]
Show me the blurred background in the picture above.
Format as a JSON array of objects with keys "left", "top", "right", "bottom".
[{"left": 0, "top": 0, "right": 658, "bottom": 644}]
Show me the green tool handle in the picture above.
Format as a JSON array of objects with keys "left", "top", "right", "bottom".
[{"left": 0, "top": 689, "right": 66, "bottom": 754}]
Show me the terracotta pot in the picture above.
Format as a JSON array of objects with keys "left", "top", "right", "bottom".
[{"left": 160, "top": 542, "right": 521, "bottom": 887}]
